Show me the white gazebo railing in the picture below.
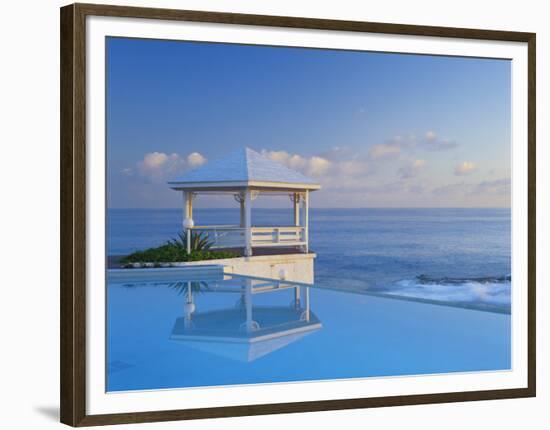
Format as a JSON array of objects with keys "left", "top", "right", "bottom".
[
  {"left": 192, "top": 226, "right": 245, "bottom": 249},
  {"left": 192, "top": 225, "right": 306, "bottom": 250},
  {"left": 250, "top": 226, "right": 305, "bottom": 247}
]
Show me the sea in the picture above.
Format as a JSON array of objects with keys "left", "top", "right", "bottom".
[{"left": 108, "top": 208, "right": 511, "bottom": 314}]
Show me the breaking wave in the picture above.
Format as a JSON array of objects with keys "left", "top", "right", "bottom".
[{"left": 385, "top": 274, "right": 511, "bottom": 314}]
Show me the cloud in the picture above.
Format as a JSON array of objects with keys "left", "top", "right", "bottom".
[
  {"left": 454, "top": 161, "right": 477, "bottom": 176},
  {"left": 368, "top": 143, "right": 401, "bottom": 160},
  {"left": 335, "top": 159, "right": 370, "bottom": 176},
  {"left": 261, "top": 150, "right": 331, "bottom": 177},
  {"left": 141, "top": 152, "right": 169, "bottom": 169},
  {"left": 187, "top": 152, "right": 207, "bottom": 167},
  {"left": 366, "top": 131, "right": 457, "bottom": 159},
  {"left": 425, "top": 130, "right": 437, "bottom": 141},
  {"left": 348, "top": 130, "right": 458, "bottom": 167},
  {"left": 260, "top": 148, "right": 375, "bottom": 194},
  {"left": 430, "top": 177, "right": 510, "bottom": 208},
  {"left": 308, "top": 156, "right": 331, "bottom": 176},
  {"left": 432, "top": 182, "right": 467, "bottom": 196},
  {"left": 137, "top": 152, "right": 178, "bottom": 180},
  {"left": 422, "top": 131, "right": 458, "bottom": 151},
  {"left": 432, "top": 178, "right": 510, "bottom": 197},
  {"left": 318, "top": 146, "right": 356, "bottom": 162},
  {"left": 325, "top": 178, "right": 427, "bottom": 195},
  {"left": 472, "top": 178, "right": 510, "bottom": 195},
  {"left": 398, "top": 159, "right": 426, "bottom": 179},
  {"left": 262, "top": 150, "right": 307, "bottom": 170},
  {"left": 432, "top": 139, "right": 458, "bottom": 151},
  {"left": 134, "top": 151, "right": 207, "bottom": 182}
]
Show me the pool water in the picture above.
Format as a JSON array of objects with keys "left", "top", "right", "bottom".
[{"left": 107, "top": 271, "right": 511, "bottom": 392}]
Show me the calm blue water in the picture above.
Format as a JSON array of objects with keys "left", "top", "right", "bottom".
[
  {"left": 108, "top": 208, "right": 511, "bottom": 313},
  {"left": 107, "top": 272, "right": 511, "bottom": 392}
]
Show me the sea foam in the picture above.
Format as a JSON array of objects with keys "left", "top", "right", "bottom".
[{"left": 388, "top": 275, "right": 511, "bottom": 313}]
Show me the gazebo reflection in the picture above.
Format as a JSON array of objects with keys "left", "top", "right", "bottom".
[{"left": 170, "top": 277, "right": 322, "bottom": 362}]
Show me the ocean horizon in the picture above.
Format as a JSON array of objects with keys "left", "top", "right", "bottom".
[{"left": 108, "top": 207, "right": 511, "bottom": 313}]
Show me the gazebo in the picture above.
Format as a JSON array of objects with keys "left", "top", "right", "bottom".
[{"left": 167, "top": 148, "right": 320, "bottom": 256}]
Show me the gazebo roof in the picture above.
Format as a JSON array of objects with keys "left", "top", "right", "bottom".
[{"left": 168, "top": 147, "right": 321, "bottom": 191}]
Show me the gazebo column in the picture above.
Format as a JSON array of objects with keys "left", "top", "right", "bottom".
[
  {"left": 244, "top": 190, "right": 252, "bottom": 257},
  {"left": 183, "top": 191, "right": 194, "bottom": 221},
  {"left": 233, "top": 192, "right": 246, "bottom": 227},
  {"left": 182, "top": 191, "right": 194, "bottom": 253},
  {"left": 239, "top": 197, "right": 246, "bottom": 227},
  {"left": 303, "top": 190, "right": 309, "bottom": 253},
  {"left": 293, "top": 193, "right": 300, "bottom": 226}
]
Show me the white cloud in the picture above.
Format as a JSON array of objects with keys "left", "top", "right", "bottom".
[
  {"left": 187, "top": 152, "right": 207, "bottom": 168},
  {"left": 142, "top": 152, "right": 169, "bottom": 168},
  {"left": 307, "top": 156, "right": 331, "bottom": 176},
  {"left": 260, "top": 148, "right": 375, "bottom": 193},
  {"left": 422, "top": 131, "right": 458, "bottom": 151},
  {"left": 368, "top": 143, "right": 401, "bottom": 160},
  {"left": 398, "top": 159, "right": 426, "bottom": 179},
  {"left": 261, "top": 150, "right": 288, "bottom": 164},
  {"left": 473, "top": 178, "right": 510, "bottom": 195},
  {"left": 454, "top": 161, "right": 477, "bottom": 176},
  {"left": 432, "top": 178, "right": 510, "bottom": 205},
  {"left": 432, "top": 182, "right": 467, "bottom": 196},
  {"left": 358, "top": 130, "right": 458, "bottom": 165},
  {"left": 370, "top": 131, "right": 458, "bottom": 153},
  {"left": 136, "top": 151, "right": 207, "bottom": 182},
  {"left": 318, "top": 146, "right": 355, "bottom": 162},
  {"left": 261, "top": 150, "right": 330, "bottom": 177},
  {"left": 430, "top": 138, "right": 458, "bottom": 151},
  {"left": 365, "top": 133, "right": 422, "bottom": 161},
  {"left": 425, "top": 130, "right": 437, "bottom": 141},
  {"left": 433, "top": 179, "right": 509, "bottom": 196},
  {"left": 263, "top": 150, "right": 308, "bottom": 170},
  {"left": 336, "top": 160, "right": 369, "bottom": 176}
]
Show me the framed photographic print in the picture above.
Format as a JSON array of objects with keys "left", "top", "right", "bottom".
[{"left": 60, "top": 3, "right": 536, "bottom": 426}]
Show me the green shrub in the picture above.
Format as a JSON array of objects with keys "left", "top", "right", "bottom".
[
  {"left": 183, "top": 250, "right": 238, "bottom": 261},
  {"left": 120, "top": 242, "right": 238, "bottom": 264}
]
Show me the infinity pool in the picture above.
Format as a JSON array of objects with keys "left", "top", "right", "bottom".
[{"left": 107, "top": 270, "right": 511, "bottom": 392}]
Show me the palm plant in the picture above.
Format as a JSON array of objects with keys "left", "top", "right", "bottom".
[{"left": 167, "top": 231, "right": 213, "bottom": 252}]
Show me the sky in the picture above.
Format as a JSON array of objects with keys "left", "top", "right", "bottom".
[{"left": 107, "top": 37, "right": 511, "bottom": 209}]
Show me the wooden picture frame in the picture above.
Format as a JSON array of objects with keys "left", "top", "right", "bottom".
[{"left": 60, "top": 2, "right": 536, "bottom": 426}]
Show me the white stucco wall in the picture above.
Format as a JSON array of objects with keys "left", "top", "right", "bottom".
[{"left": 171, "top": 253, "right": 316, "bottom": 284}]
